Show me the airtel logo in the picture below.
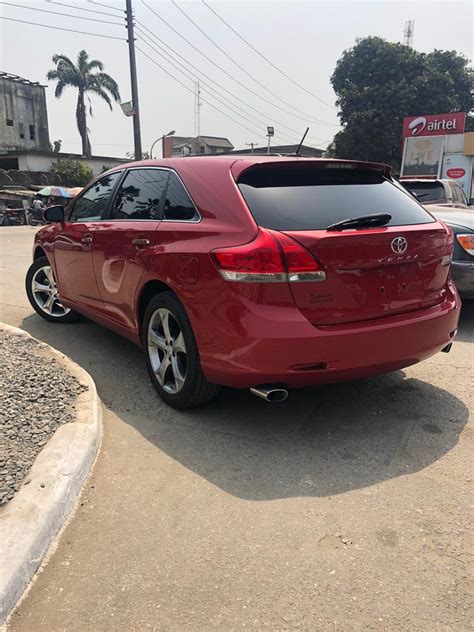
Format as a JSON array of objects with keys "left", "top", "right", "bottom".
[
  {"left": 408, "top": 117, "right": 427, "bottom": 136},
  {"left": 408, "top": 116, "right": 458, "bottom": 136}
]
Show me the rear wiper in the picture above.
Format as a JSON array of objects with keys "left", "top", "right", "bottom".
[{"left": 326, "top": 213, "right": 392, "bottom": 231}]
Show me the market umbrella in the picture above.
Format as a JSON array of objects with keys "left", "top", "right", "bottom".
[
  {"left": 66, "top": 187, "right": 83, "bottom": 197},
  {"left": 37, "top": 186, "right": 73, "bottom": 198}
]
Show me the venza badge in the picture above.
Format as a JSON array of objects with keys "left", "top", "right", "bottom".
[{"left": 391, "top": 237, "right": 408, "bottom": 254}]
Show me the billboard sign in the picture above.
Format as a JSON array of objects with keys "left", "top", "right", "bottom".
[
  {"left": 401, "top": 136, "right": 444, "bottom": 178},
  {"left": 441, "top": 153, "right": 472, "bottom": 195},
  {"left": 402, "top": 112, "right": 466, "bottom": 138}
]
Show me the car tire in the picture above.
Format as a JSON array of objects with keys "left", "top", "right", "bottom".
[
  {"left": 142, "top": 292, "right": 221, "bottom": 409},
  {"left": 25, "top": 256, "right": 80, "bottom": 323}
]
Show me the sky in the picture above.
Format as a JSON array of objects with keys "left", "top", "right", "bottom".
[{"left": 1, "top": 0, "right": 472, "bottom": 158}]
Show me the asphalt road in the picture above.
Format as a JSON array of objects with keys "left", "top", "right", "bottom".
[{"left": 1, "top": 226, "right": 473, "bottom": 631}]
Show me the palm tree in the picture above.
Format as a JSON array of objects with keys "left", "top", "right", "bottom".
[{"left": 47, "top": 50, "right": 120, "bottom": 158}]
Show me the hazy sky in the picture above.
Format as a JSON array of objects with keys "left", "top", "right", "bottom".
[{"left": 1, "top": 1, "right": 472, "bottom": 158}]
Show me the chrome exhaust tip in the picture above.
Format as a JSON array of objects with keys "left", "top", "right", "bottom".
[{"left": 250, "top": 385, "right": 288, "bottom": 402}]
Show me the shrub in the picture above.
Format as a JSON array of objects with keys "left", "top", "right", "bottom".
[{"left": 50, "top": 159, "right": 93, "bottom": 186}]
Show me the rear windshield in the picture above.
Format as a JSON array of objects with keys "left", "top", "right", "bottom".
[
  {"left": 403, "top": 181, "right": 445, "bottom": 203},
  {"left": 238, "top": 166, "right": 435, "bottom": 231}
]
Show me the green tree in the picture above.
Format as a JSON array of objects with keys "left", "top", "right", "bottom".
[
  {"left": 51, "top": 159, "right": 93, "bottom": 186},
  {"left": 330, "top": 37, "right": 473, "bottom": 168},
  {"left": 47, "top": 50, "right": 120, "bottom": 159}
]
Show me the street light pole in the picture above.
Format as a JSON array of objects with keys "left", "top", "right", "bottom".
[
  {"left": 150, "top": 130, "right": 176, "bottom": 159},
  {"left": 266, "top": 127, "right": 274, "bottom": 154},
  {"left": 125, "top": 0, "right": 142, "bottom": 161}
]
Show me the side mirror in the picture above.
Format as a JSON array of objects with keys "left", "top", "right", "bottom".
[{"left": 44, "top": 205, "right": 65, "bottom": 223}]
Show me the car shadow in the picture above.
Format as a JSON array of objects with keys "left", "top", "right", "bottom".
[{"left": 20, "top": 306, "right": 470, "bottom": 501}]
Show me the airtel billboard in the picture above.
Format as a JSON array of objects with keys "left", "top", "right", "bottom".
[{"left": 402, "top": 112, "right": 466, "bottom": 138}]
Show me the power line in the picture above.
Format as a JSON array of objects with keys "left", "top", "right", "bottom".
[
  {"left": 0, "top": 1, "right": 123, "bottom": 25},
  {"left": 141, "top": 0, "right": 337, "bottom": 129},
  {"left": 136, "top": 46, "right": 268, "bottom": 141},
  {"left": 136, "top": 25, "right": 310, "bottom": 145},
  {"left": 170, "top": 0, "right": 336, "bottom": 127},
  {"left": 0, "top": 15, "right": 125, "bottom": 39},
  {"left": 136, "top": 19, "right": 328, "bottom": 145},
  {"left": 201, "top": 0, "right": 336, "bottom": 111},
  {"left": 137, "top": 33, "right": 296, "bottom": 145},
  {"left": 87, "top": 0, "right": 123, "bottom": 13},
  {"left": 46, "top": 0, "right": 121, "bottom": 19}
]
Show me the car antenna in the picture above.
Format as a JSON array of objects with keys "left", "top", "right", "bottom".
[{"left": 295, "top": 127, "right": 309, "bottom": 156}]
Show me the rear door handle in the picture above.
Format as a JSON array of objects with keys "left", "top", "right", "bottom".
[
  {"left": 132, "top": 238, "right": 150, "bottom": 248},
  {"left": 81, "top": 236, "right": 92, "bottom": 245}
]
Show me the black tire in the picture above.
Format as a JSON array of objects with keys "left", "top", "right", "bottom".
[
  {"left": 25, "top": 256, "right": 80, "bottom": 323},
  {"left": 27, "top": 213, "right": 41, "bottom": 227},
  {"left": 142, "top": 292, "right": 221, "bottom": 409},
  {"left": 17, "top": 213, "right": 26, "bottom": 226}
]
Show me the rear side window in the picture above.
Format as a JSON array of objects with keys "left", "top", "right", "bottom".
[
  {"left": 403, "top": 181, "right": 445, "bottom": 203},
  {"left": 163, "top": 171, "right": 199, "bottom": 221},
  {"left": 70, "top": 172, "right": 121, "bottom": 222},
  {"left": 111, "top": 168, "right": 168, "bottom": 220},
  {"left": 451, "top": 184, "right": 467, "bottom": 205},
  {"left": 238, "top": 166, "right": 435, "bottom": 231}
]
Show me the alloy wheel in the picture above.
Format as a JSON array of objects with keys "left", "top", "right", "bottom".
[
  {"left": 31, "top": 265, "right": 71, "bottom": 318},
  {"left": 147, "top": 308, "right": 187, "bottom": 394}
]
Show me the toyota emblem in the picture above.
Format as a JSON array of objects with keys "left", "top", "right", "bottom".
[{"left": 391, "top": 237, "right": 408, "bottom": 254}]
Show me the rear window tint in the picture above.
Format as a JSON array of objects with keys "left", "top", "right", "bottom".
[
  {"left": 403, "top": 181, "right": 445, "bottom": 203},
  {"left": 238, "top": 167, "right": 435, "bottom": 231}
]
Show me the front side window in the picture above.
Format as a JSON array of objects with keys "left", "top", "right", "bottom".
[
  {"left": 69, "top": 172, "right": 121, "bottom": 222},
  {"left": 111, "top": 168, "right": 168, "bottom": 220},
  {"left": 163, "top": 171, "right": 199, "bottom": 221}
]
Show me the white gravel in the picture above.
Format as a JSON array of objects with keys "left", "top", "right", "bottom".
[{"left": 0, "top": 330, "right": 86, "bottom": 506}]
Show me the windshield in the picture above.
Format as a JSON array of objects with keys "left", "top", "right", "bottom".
[{"left": 238, "top": 166, "right": 435, "bottom": 231}]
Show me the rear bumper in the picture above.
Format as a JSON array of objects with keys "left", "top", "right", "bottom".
[
  {"left": 201, "top": 283, "right": 461, "bottom": 389},
  {"left": 451, "top": 261, "right": 474, "bottom": 299}
]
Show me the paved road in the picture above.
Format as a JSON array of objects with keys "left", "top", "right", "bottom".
[{"left": 1, "top": 226, "right": 473, "bottom": 631}]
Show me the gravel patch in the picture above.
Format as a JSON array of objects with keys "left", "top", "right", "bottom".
[{"left": 0, "top": 330, "right": 86, "bottom": 507}]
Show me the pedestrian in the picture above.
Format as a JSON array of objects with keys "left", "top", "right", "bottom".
[{"left": 31, "top": 196, "right": 45, "bottom": 222}]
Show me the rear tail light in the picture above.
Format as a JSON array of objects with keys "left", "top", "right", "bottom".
[
  {"left": 212, "top": 228, "right": 326, "bottom": 283},
  {"left": 457, "top": 234, "right": 474, "bottom": 256},
  {"left": 439, "top": 221, "right": 454, "bottom": 265}
]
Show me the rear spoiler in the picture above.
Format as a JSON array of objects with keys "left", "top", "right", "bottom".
[{"left": 231, "top": 158, "right": 393, "bottom": 181}]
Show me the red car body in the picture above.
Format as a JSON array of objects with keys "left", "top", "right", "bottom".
[{"left": 31, "top": 157, "right": 460, "bottom": 392}]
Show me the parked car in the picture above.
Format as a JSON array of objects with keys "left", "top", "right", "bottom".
[
  {"left": 424, "top": 206, "right": 474, "bottom": 299},
  {"left": 401, "top": 178, "right": 470, "bottom": 209},
  {"left": 25, "top": 157, "right": 460, "bottom": 409}
]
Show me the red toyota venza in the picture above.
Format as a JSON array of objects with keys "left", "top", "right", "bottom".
[{"left": 26, "top": 157, "right": 460, "bottom": 408}]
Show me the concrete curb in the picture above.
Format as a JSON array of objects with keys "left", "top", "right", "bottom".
[{"left": 0, "top": 324, "right": 102, "bottom": 626}]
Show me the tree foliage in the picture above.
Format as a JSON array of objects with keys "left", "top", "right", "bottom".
[
  {"left": 47, "top": 50, "right": 120, "bottom": 158},
  {"left": 51, "top": 159, "right": 93, "bottom": 186},
  {"left": 330, "top": 37, "right": 473, "bottom": 168}
]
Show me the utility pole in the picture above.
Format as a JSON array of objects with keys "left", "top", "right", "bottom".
[
  {"left": 246, "top": 142, "right": 258, "bottom": 154},
  {"left": 194, "top": 81, "right": 202, "bottom": 137},
  {"left": 125, "top": 0, "right": 142, "bottom": 160}
]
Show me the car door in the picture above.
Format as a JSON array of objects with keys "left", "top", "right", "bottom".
[
  {"left": 91, "top": 167, "right": 169, "bottom": 330},
  {"left": 53, "top": 171, "right": 122, "bottom": 312}
]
